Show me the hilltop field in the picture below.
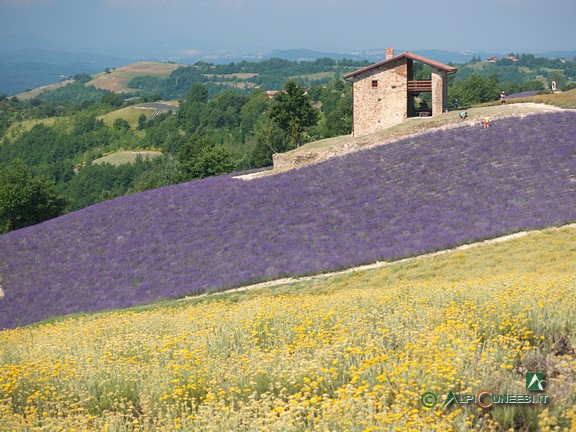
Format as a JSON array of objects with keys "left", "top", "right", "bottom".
[
  {"left": 0, "top": 105, "right": 575, "bottom": 430},
  {"left": 86, "top": 62, "right": 181, "bottom": 93},
  {"left": 268, "top": 101, "right": 565, "bottom": 173}
]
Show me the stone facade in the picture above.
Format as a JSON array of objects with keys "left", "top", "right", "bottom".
[
  {"left": 344, "top": 50, "right": 456, "bottom": 136},
  {"left": 431, "top": 67, "right": 449, "bottom": 115},
  {"left": 351, "top": 58, "right": 409, "bottom": 136}
]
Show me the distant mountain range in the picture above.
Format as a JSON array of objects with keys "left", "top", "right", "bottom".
[{"left": 1, "top": 47, "right": 575, "bottom": 96}]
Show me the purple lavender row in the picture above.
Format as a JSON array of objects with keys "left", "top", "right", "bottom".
[
  {"left": 1, "top": 111, "right": 574, "bottom": 329},
  {"left": 506, "top": 90, "right": 541, "bottom": 99}
]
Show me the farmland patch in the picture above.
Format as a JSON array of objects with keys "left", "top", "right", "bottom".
[
  {"left": 267, "top": 102, "right": 565, "bottom": 174},
  {"left": 0, "top": 111, "right": 574, "bottom": 329},
  {"left": 87, "top": 62, "right": 180, "bottom": 93},
  {"left": 92, "top": 151, "right": 162, "bottom": 166},
  {"left": 3, "top": 117, "right": 61, "bottom": 142},
  {"left": 0, "top": 226, "right": 574, "bottom": 430}
]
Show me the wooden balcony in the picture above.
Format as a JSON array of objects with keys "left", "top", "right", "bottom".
[{"left": 407, "top": 80, "right": 432, "bottom": 92}]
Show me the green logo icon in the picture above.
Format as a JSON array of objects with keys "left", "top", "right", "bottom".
[
  {"left": 420, "top": 392, "right": 437, "bottom": 408},
  {"left": 526, "top": 373, "right": 546, "bottom": 391},
  {"left": 442, "top": 391, "right": 457, "bottom": 408}
]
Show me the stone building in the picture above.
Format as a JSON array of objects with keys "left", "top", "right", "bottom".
[{"left": 343, "top": 48, "right": 457, "bottom": 136}]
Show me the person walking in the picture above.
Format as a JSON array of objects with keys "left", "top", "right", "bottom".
[{"left": 500, "top": 92, "right": 506, "bottom": 104}]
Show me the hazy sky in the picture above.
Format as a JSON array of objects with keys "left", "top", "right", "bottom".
[{"left": 1, "top": 0, "right": 575, "bottom": 57}]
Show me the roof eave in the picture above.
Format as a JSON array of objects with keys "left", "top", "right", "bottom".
[{"left": 343, "top": 52, "right": 456, "bottom": 79}]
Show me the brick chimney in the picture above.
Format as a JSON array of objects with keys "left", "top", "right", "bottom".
[{"left": 386, "top": 48, "right": 395, "bottom": 60}]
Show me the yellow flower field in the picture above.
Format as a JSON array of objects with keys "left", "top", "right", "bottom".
[{"left": 1, "top": 226, "right": 575, "bottom": 431}]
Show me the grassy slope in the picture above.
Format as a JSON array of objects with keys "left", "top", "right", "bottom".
[
  {"left": 0, "top": 225, "right": 574, "bottom": 431},
  {"left": 509, "top": 88, "right": 576, "bottom": 109}
]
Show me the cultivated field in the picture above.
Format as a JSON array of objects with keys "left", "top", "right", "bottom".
[
  {"left": 270, "top": 101, "right": 568, "bottom": 173},
  {"left": 1, "top": 111, "right": 574, "bottom": 329},
  {"left": 289, "top": 71, "right": 336, "bottom": 81},
  {"left": 0, "top": 100, "right": 574, "bottom": 431},
  {"left": 0, "top": 226, "right": 574, "bottom": 431},
  {"left": 92, "top": 150, "right": 162, "bottom": 166},
  {"left": 87, "top": 62, "right": 180, "bottom": 93},
  {"left": 203, "top": 73, "right": 259, "bottom": 79},
  {"left": 100, "top": 106, "right": 154, "bottom": 129}
]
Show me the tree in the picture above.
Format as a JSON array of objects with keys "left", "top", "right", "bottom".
[
  {"left": 547, "top": 71, "right": 569, "bottom": 91},
  {"left": 133, "top": 156, "right": 184, "bottom": 192},
  {"left": 177, "top": 135, "right": 234, "bottom": 180},
  {"left": 269, "top": 80, "right": 319, "bottom": 147},
  {"left": 186, "top": 83, "right": 209, "bottom": 104},
  {"left": 315, "top": 78, "right": 352, "bottom": 138},
  {"left": 449, "top": 74, "right": 500, "bottom": 107},
  {"left": 250, "top": 116, "right": 290, "bottom": 167},
  {"left": 137, "top": 113, "right": 147, "bottom": 130},
  {"left": 0, "top": 159, "right": 68, "bottom": 233},
  {"left": 322, "top": 97, "right": 352, "bottom": 137},
  {"left": 178, "top": 134, "right": 214, "bottom": 177},
  {"left": 178, "top": 83, "right": 209, "bottom": 133},
  {"left": 240, "top": 89, "right": 271, "bottom": 137},
  {"left": 100, "top": 91, "right": 124, "bottom": 108},
  {"left": 192, "top": 146, "right": 235, "bottom": 179},
  {"left": 113, "top": 118, "right": 131, "bottom": 131}
]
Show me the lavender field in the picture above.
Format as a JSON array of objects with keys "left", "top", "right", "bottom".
[
  {"left": 507, "top": 90, "right": 541, "bottom": 99},
  {"left": 1, "top": 111, "right": 575, "bottom": 329}
]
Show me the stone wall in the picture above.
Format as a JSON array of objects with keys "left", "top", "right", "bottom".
[
  {"left": 431, "top": 68, "right": 446, "bottom": 116},
  {"left": 352, "top": 59, "right": 408, "bottom": 136}
]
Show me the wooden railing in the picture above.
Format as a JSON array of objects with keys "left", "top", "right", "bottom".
[{"left": 407, "top": 80, "right": 432, "bottom": 92}]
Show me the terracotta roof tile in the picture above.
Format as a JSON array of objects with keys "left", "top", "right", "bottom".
[{"left": 343, "top": 52, "right": 457, "bottom": 79}]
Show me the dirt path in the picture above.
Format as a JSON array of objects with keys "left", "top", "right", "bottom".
[{"left": 179, "top": 223, "right": 575, "bottom": 301}]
